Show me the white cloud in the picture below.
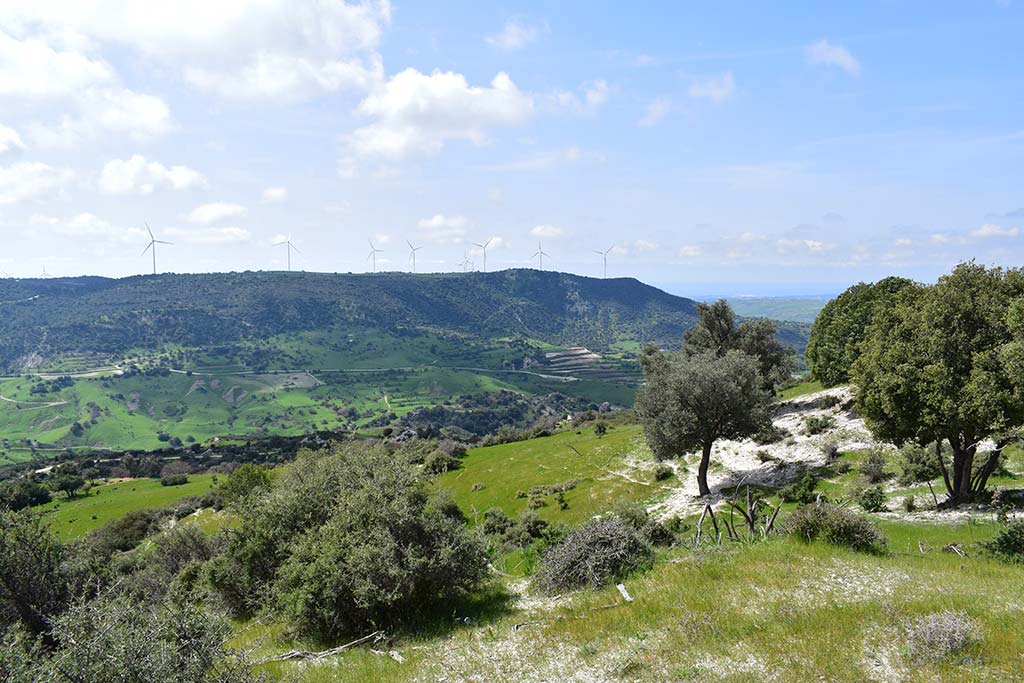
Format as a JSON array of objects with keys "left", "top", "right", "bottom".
[
  {"left": 0, "top": 29, "right": 113, "bottom": 97},
  {"left": 341, "top": 69, "right": 534, "bottom": 173},
  {"left": 639, "top": 97, "right": 671, "bottom": 127},
  {"left": 184, "top": 53, "right": 382, "bottom": 101},
  {"left": 548, "top": 80, "right": 610, "bottom": 113},
  {"left": 261, "top": 186, "right": 288, "bottom": 203},
  {"left": 185, "top": 202, "right": 247, "bottom": 224},
  {"left": 530, "top": 224, "right": 564, "bottom": 238},
  {"left": 485, "top": 19, "right": 540, "bottom": 49},
  {"left": 1, "top": 0, "right": 392, "bottom": 100},
  {"left": 777, "top": 238, "right": 832, "bottom": 253},
  {"left": 688, "top": 72, "right": 735, "bottom": 102},
  {"left": 805, "top": 39, "right": 861, "bottom": 76},
  {"left": 678, "top": 244, "right": 702, "bottom": 258},
  {"left": 894, "top": 237, "right": 913, "bottom": 247},
  {"left": 164, "top": 226, "right": 251, "bottom": 244},
  {"left": 417, "top": 214, "right": 467, "bottom": 244},
  {"left": 490, "top": 145, "right": 605, "bottom": 171},
  {"left": 0, "top": 124, "right": 25, "bottom": 154},
  {"left": 28, "top": 88, "right": 173, "bottom": 147},
  {"left": 98, "top": 155, "right": 207, "bottom": 194},
  {"left": 33, "top": 212, "right": 145, "bottom": 243},
  {"left": 929, "top": 233, "right": 949, "bottom": 244},
  {"left": 633, "top": 240, "right": 659, "bottom": 253},
  {"left": 0, "top": 161, "right": 72, "bottom": 204},
  {"left": 970, "top": 223, "right": 1019, "bottom": 238}
]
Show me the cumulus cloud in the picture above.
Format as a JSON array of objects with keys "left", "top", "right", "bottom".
[
  {"left": 777, "top": 238, "right": 832, "bottom": 253},
  {"left": 1, "top": 0, "right": 392, "bottom": 100},
  {"left": 340, "top": 69, "right": 534, "bottom": 174},
  {"left": 185, "top": 202, "right": 247, "bottom": 224},
  {"left": 688, "top": 72, "right": 735, "bottom": 102},
  {"left": 970, "top": 223, "right": 1019, "bottom": 238},
  {"left": 530, "top": 224, "right": 564, "bottom": 238},
  {"left": 27, "top": 88, "right": 173, "bottom": 147},
  {"left": 638, "top": 97, "right": 671, "bottom": 127},
  {"left": 485, "top": 18, "right": 540, "bottom": 50},
  {"left": 0, "top": 161, "right": 73, "bottom": 204},
  {"left": 678, "top": 244, "right": 702, "bottom": 258},
  {"left": 805, "top": 39, "right": 861, "bottom": 76},
  {"left": 32, "top": 212, "right": 145, "bottom": 243},
  {"left": 0, "top": 29, "right": 113, "bottom": 97},
  {"left": 548, "top": 79, "right": 610, "bottom": 113},
  {"left": 0, "top": 124, "right": 25, "bottom": 154},
  {"left": 417, "top": 214, "right": 467, "bottom": 244},
  {"left": 98, "top": 155, "right": 206, "bottom": 194},
  {"left": 164, "top": 226, "right": 251, "bottom": 244},
  {"left": 261, "top": 186, "right": 288, "bottom": 203}
]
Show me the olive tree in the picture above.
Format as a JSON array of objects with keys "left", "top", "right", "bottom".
[
  {"left": 636, "top": 349, "right": 772, "bottom": 496},
  {"left": 853, "top": 263, "right": 1024, "bottom": 503},
  {"left": 0, "top": 509, "right": 69, "bottom": 644},
  {"left": 684, "top": 300, "right": 796, "bottom": 389}
]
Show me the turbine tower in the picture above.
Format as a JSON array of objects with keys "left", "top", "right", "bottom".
[
  {"left": 459, "top": 250, "right": 472, "bottom": 272},
  {"left": 274, "top": 235, "right": 300, "bottom": 271},
  {"left": 592, "top": 246, "right": 613, "bottom": 278},
  {"left": 532, "top": 242, "right": 550, "bottom": 271},
  {"left": 407, "top": 241, "right": 423, "bottom": 273},
  {"left": 472, "top": 238, "right": 492, "bottom": 272},
  {"left": 367, "top": 240, "right": 383, "bottom": 273},
  {"left": 142, "top": 223, "right": 173, "bottom": 275}
]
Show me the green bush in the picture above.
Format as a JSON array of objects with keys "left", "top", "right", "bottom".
[
  {"left": 779, "top": 471, "right": 819, "bottom": 504},
  {"left": 897, "top": 443, "right": 943, "bottom": 486},
  {"left": 858, "top": 485, "right": 887, "bottom": 512},
  {"left": 786, "top": 502, "right": 887, "bottom": 554},
  {"left": 215, "top": 464, "right": 271, "bottom": 505},
  {"left": 221, "top": 443, "right": 489, "bottom": 639},
  {"left": 423, "top": 449, "right": 460, "bottom": 475},
  {"left": 981, "top": 520, "right": 1024, "bottom": 563},
  {"left": 803, "top": 415, "right": 835, "bottom": 436},
  {"left": 652, "top": 463, "right": 673, "bottom": 481},
  {"left": 859, "top": 450, "right": 889, "bottom": 484},
  {"left": 160, "top": 474, "right": 188, "bottom": 487},
  {"left": 533, "top": 517, "right": 653, "bottom": 594}
]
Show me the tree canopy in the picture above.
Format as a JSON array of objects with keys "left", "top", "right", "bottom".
[
  {"left": 684, "top": 300, "right": 796, "bottom": 389},
  {"left": 636, "top": 348, "right": 772, "bottom": 496},
  {"left": 852, "top": 263, "right": 1024, "bottom": 503},
  {"left": 805, "top": 276, "right": 914, "bottom": 386}
]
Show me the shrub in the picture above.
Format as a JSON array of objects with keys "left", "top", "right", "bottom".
[
  {"left": 897, "top": 443, "right": 943, "bottom": 486},
  {"left": 226, "top": 444, "right": 489, "bottom": 639},
  {"left": 613, "top": 503, "right": 674, "bottom": 546},
  {"left": 482, "top": 507, "right": 514, "bottom": 536},
  {"left": 594, "top": 421, "right": 608, "bottom": 437},
  {"left": 753, "top": 424, "right": 789, "bottom": 445},
  {"left": 860, "top": 450, "right": 889, "bottom": 483},
  {"left": 423, "top": 449, "right": 460, "bottom": 475},
  {"left": 834, "top": 460, "right": 852, "bottom": 474},
  {"left": 215, "top": 463, "right": 271, "bottom": 505},
  {"left": 981, "top": 520, "right": 1024, "bottom": 563},
  {"left": 902, "top": 495, "right": 916, "bottom": 513},
  {"left": 786, "top": 502, "right": 887, "bottom": 554},
  {"left": 160, "top": 474, "right": 188, "bottom": 487},
  {"left": 822, "top": 441, "right": 840, "bottom": 462},
  {"left": 533, "top": 517, "right": 653, "bottom": 594},
  {"left": 652, "top": 463, "right": 673, "bottom": 481},
  {"left": 906, "top": 610, "right": 979, "bottom": 663},
  {"left": 803, "top": 415, "right": 835, "bottom": 435},
  {"left": 858, "top": 485, "right": 887, "bottom": 512},
  {"left": 779, "top": 471, "right": 818, "bottom": 504}
]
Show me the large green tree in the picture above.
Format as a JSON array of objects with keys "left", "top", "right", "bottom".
[
  {"left": 853, "top": 263, "right": 1024, "bottom": 503},
  {"left": 684, "top": 300, "right": 796, "bottom": 389},
  {"left": 805, "top": 276, "right": 914, "bottom": 386},
  {"left": 0, "top": 509, "right": 70, "bottom": 644},
  {"left": 636, "top": 348, "right": 772, "bottom": 496}
]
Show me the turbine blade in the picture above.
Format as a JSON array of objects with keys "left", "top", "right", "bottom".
[
  {"left": 274, "top": 241, "right": 287, "bottom": 247},
  {"left": 155, "top": 240, "right": 173, "bottom": 245},
  {"left": 141, "top": 242, "right": 153, "bottom": 256},
  {"left": 145, "top": 222, "right": 154, "bottom": 239},
  {"left": 291, "top": 244, "right": 302, "bottom": 254}
]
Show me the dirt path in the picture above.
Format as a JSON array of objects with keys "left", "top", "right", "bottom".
[{"left": 0, "top": 394, "right": 69, "bottom": 409}]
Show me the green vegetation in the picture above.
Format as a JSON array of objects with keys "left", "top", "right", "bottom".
[
  {"left": 724, "top": 295, "right": 830, "bottom": 324},
  {"left": 37, "top": 474, "right": 215, "bottom": 538},
  {"left": 805, "top": 276, "right": 913, "bottom": 386}
]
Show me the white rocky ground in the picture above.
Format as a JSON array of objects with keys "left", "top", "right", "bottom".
[{"left": 652, "top": 386, "right": 881, "bottom": 519}]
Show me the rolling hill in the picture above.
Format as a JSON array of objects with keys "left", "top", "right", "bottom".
[{"left": 0, "top": 270, "right": 809, "bottom": 459}]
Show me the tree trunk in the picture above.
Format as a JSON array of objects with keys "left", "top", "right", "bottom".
[
  {"left": 972, "top": 438, "right": 1010, "bottom": 494},
  {"left": 947, "top": 438, "right": 976, "bottom": 504},
  {"left": 697, "top": 442, "right": 712, "bottom": 496}
]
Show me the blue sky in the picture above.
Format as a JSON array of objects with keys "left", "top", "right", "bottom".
[{"left": 0, "top": 1, "right": 1021, "bottom": 295}]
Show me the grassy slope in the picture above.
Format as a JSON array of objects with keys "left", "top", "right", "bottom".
[
  {"left": 434, "top": 424, "right": 665, "bottom": 528},
  {"left": 38, "top": 474, "right": 215, "bottom": 538}
]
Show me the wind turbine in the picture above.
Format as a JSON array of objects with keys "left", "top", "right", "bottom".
[
  {"left": 592, "top": 246, "right": 613, "bottom": 279},
  {"left": 40, "top": 265, "right": 50, "bottom": 279},
  {"left": 459, "top": 250, "right": 473, "bottom": 272},
  {"left": 407, "top": 241, "right": 423, "bottom": 273},
  {"left": 142, "top": 223, "right": 173, "bottom": 275},
  {"left": 532, "top": 242, "right": 550, "bottom": 271},
  {"left": 471, "top": 238, "right": 492, "bottom": 272},
  {"left": 367, "top": 240, "right": 383, "bottom": 273},
  {"left": 273, "top": 235, "right": 300, "bottom": 271}
]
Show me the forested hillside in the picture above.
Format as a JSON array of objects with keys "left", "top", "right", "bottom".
[{"left": 0, "top": 270, "right": 716, "bottom": 372}]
